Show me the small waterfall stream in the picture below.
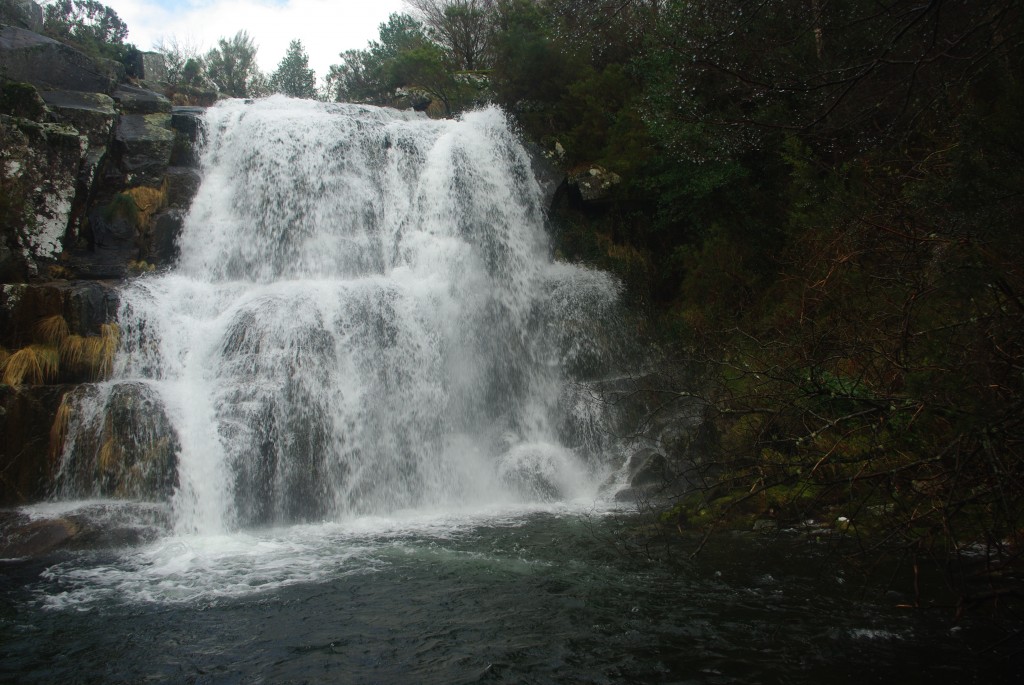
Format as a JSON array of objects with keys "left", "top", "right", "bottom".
[{"left": 55, "top": 97, "right": 625, "bottom": 534}]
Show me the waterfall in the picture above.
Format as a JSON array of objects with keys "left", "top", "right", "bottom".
[{"left": 55, "top": 97, "right": 624, "bottom": 533}]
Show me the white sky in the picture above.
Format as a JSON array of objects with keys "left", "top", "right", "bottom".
[{"left": 102, "top": 0, "right": 409, "bottom": 79}]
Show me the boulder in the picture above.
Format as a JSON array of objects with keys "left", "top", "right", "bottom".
[
  {"left": 628, "top": 449, "right": 674, "bottom": 489},
  {"left": 0, "top": 79, "right": 46, "bottom": 119},
  {"left": 0, "top": 25, "right": 123, "bottom": 93},
  {"left": 40, "top": 89, "right": 116, "bottom": 147},
  {"left": 0, "top": 502, "right": 171, "bottom": 558},
  {"left": 112, "top": 84, "right": 171, "bottom": 115},
  {"left": 0, "top": 114, "right": 87, "bottom": 279},
  {"left": 170, "top": 106, "right": 205, "bottom": 138},
  {"left": 164, "top": 166, "right": 201, "bottom": 208},
  {"left": 52, "top": 280, "right": 118, "bottom": 336},
  {"left": 126, "top": 51, "right": 168, "bottom": 84},
  {"left": 114, "top": 112, "right": 174, "bottom": 186},
  {"left": 0, "top": 0, "right": 43, "bottom": 33},
  {"left": 0, "top": 515, "right": 78, "bottom": 557},
  {"left": 56, "top": 382, "right": 180, "bottom": 500},
  {"left": 613, "top": 448, "right": 678, "bottom": 502},
  {"left": 567, "top": 164, "right": 621, "bottom": 203},
  {"left": 169, "top": 106, "right": 205, "bottom": 167},
  {"left": 524, "top": 141, "right": 564, "bottom": 212},
  {"left": 140, "top": 207, "right": 183, "bottom": 266}
]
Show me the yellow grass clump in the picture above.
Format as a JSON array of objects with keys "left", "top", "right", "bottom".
[
  {"left": 59, "top": 323, "right": 120, "bottom": 380},
  {"left": 96, "top": 323, "right": 120, "bottom": 378},
  {"left": 34, "top": 314, "right": 70, "bottom": 346},
  {"left": 112, "top": 183, "right": 168, "bottom": 230},
  {"left": 49, "top": 395, "right": 73, "bottom": 464},
  {"left": 1, "top": 344, "right": 59, "bottom": 386}
]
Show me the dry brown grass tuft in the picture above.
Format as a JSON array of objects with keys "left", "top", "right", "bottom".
[
  {"left": 59, "top": 324, "right": 120, "bottom": 380},
  {"left": 35, "top": 314, "right": 70, "bottom": 346},
  {"left": 59, "top": 334, "right": 88, "bottom": 368},
  {"left": 96, "top": 323, "right": 120, "bottom": 379},
  {"left": 124, "top": 184, "right": 168, "bottom": 229},
  {"left": 49, "top": 395, "right": 73, "bottom": 465},
  {"left": 1, "top": 344, "right": 60, "bottom": 385}
]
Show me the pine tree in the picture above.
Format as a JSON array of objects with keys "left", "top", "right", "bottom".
[{"left": 271, "top": 39, "right": 317, "bottom": 99}]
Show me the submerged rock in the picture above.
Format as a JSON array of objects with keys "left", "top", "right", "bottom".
[
  {"left": 0, "top": 502, "right": 171, "bottom": 558},
  {"left": 0, "top": 512, "right": 78, "bottom": 557}
]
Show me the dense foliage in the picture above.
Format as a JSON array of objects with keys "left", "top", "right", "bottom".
[
  {"left": 42, "top": 0, "right": 137, "bottom": 65},
  {"left": 270, "top": 39, "right": 317, "bottom": 99},
  {"left": 205, "top": 31, "right": 261, "bottom": 98},
  {"left": 330, "top": 0, "right": 1024, "bottom": 606}
]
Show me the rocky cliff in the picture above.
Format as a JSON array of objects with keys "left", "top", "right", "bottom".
[{"left": 0, "top": 1, "right": 202, "bottom": 505}]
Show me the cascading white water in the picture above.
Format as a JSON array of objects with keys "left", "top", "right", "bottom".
[{"left": 57, "top": 97, "right": 624, "bottom": 534}]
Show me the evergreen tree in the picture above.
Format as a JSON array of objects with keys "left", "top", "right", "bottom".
[
  {"left": 271, "top": 39, "right": 317, "bottom": 99},
  {"left": 326, "top": 14, "right": 466, "bottom": 114}
]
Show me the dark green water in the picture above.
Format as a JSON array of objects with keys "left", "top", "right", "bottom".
[{"left": 1, "top": 506, "right": 1019, "bottom": 684}]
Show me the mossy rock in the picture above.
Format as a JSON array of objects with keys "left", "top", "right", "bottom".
[{"left": 0, "top": 81, "right": 46, "bottom": 120}]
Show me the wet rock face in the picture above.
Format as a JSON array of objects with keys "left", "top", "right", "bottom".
[
  {"left": 140, "top": 207, "right": 184, "bottom": 265},
  {"left": 0, "top": 17, "right": 196, "bottom": 510},
  {"left": 170, "top": 106, "right": 206, "bottom": 168},
  {"left": 0, "top": 385, "right": 68, "bottom": 506},
  {"left": 56, "top": 383, "right": 181, "bottom": 501},
  {"left": 0, "top": 281, "right": 119, "bottom": 348}
]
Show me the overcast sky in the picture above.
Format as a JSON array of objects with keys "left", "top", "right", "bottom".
[{"left": 102, "top": 0, "right": 408, "bottom": 80}]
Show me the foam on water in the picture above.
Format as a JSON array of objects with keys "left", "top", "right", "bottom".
[{"left": 36, "top": 501, "right": 619, "bottom": 609}]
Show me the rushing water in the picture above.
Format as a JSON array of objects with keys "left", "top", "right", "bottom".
[
  {"left": 55, "top": 98, "right": 626, "bottom": 532},
  {"left": 1, "top": 99, "right": 1018, "bottom": 683}
]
